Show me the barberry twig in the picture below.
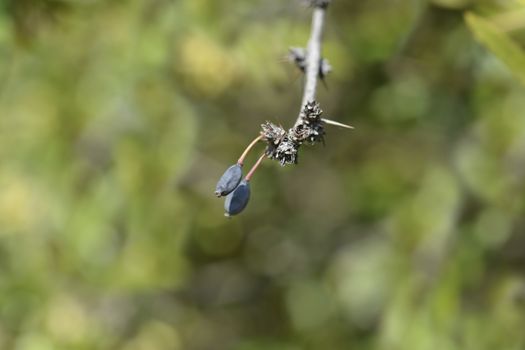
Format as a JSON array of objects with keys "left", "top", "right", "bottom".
[
  {"left": 296, "top": 2, "right": 328, "bottom": 127},
  {"left": 216, "top": 0, "right": 352, "bottom": 216},
  {"left": 261, "top": 0, "right": 353, "bottom": 167}
]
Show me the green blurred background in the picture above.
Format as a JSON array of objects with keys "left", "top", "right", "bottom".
[{"left": 1, "top": 0, "right": 525, "bottom": 349}]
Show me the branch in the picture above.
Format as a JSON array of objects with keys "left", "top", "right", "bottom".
[
  {"left": 215, "top": 0, "right": 354, "bottom": 216},
  {"left": 296, "top": 5, "right": 327, "bottom": 127},
  {"left": 259, "top": 0, "right": 353, "bottom": 167}
]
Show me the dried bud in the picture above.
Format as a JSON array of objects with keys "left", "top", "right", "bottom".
[
  {"left": 274, "top": 133, "right": 300, "bottom": 166},
  {"left": 261, "top": 122, "right": 301, "bottom": 166},
  {"left": 215, "top": 164, "right": 242, "bottom": 197},
  {"left": 302, "top": 100, "right": 323, "bottom": 121},
  {"left": 295, "top": 101, "right": 326, "bottom": 144},
  {"left": 290, "top": 123, "right": 310, "bottom": 143},
  {"left": 261, "top": 122, "right": 285, "bottom": 158},
  {"left": 224, "top": 180, "right": 250, "bottom": 216},
  {"left": 303, "top": 122, "right": 325, "bottom": 145},
  {"left": 261, "top": 102, "right": 327, "bottom": 165},
  {"left": 261, "top": 122, "right": 286, "bottom": 144}
]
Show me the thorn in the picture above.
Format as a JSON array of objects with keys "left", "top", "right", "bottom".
[
  {"left": 322, "top": 118, "right": 354, "bottom": 129},
  {"left": 320, "top": 77, "right": 329, "bottom": 90}
]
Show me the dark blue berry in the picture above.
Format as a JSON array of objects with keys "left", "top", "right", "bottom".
[
  {"left": 224, "top": 180, "right": 250, "bottom": 216},
  {"left": 215, "top": 164, "right": 243, "bottom": 197}
]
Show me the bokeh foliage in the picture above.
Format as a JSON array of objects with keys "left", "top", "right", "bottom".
[{"left": 1, "top": 0, "right": 525, "bottom": 349}]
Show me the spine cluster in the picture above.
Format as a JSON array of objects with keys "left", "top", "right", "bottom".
[{"left": 261, "top": 101, "right": 326, "bottom": 166}]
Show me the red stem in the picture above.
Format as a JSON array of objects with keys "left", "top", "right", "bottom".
[
  {"left": 245, "top": 153, "right": 266, "bottom": 181},
  {"left": 237, "top": 135, "right": 263, "bottom": 166}
]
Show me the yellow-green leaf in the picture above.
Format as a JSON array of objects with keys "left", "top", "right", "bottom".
[{"left": 465, "top": 12, "right": 525, "bottom": 84}]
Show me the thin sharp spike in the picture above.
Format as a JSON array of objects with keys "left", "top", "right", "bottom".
[{"left": 322, "top": 118, "right": 354, "bottom": 129}]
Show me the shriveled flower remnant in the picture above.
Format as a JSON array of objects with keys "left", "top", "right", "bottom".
[
  {"left": 261, "top": 101, "right": 327, "bottom": 166},
  {"left": 296, "top": 100, "right": 326, "bottom": 144},
  {"left": 260, "top": 121, "right": 286, "bottom": 160}
]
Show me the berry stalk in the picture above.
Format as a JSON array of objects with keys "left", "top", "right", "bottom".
[
  {"left": 237, "top": 135, "right": 263, "bottom": 166},
  {"left": 245, "top": 153, "right": 266, "bottom": 181}
]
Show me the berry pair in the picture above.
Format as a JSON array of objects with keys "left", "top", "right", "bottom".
[{"left": 215, "top": 136, "right": 265, "bottom": 217}]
